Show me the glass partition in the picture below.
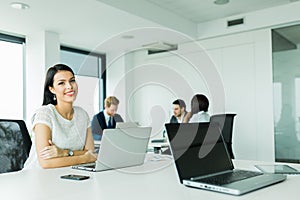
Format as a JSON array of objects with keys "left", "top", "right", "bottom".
[{"left": 272, "top": 25, "right": 300, "bottom": 162}]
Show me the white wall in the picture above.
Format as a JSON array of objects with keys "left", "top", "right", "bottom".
[
  {"left": 25, "top": 31, "right": 60, "bottom": 126},
  {"left": 201, "top": 29, "right": 274, "bottom": 161},
  {"left": 197, "top": 1, "right": 300, "bottom": 40},
  {"left": 106, "top": 52, "right": 127, "bottom": 119},
  {"left": 106, "top": 28, "right": 275, "bottom": 161}
]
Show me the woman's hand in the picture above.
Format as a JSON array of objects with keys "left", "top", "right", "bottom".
[
  {"left": 84, "top": 150, "right": 97, "bottom": 163},
  {"left": 39, "top": 140, "right": 65, "bottom": 159}
]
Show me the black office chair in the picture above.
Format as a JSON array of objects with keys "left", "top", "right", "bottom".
[
  {"left": 210, "top": 114, "right": 236, "bottom": 159},
  {"left": 0, "top": 119, "right": 32, "bottom": 173}
]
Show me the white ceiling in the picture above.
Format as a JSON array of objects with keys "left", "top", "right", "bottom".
[
  {"left": 101, "top": 0, "right": 294, "bottom": 23},
  {"left": 0, "top": 0, "right": 299, "bottom": 53}
]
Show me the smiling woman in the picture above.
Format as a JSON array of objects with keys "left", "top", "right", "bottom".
[
  {"left": 43, "top": 66, "right": 78, "bottom": 107},
  {"left": 23, "top": 64, "right": 97, "bottom": 169}
]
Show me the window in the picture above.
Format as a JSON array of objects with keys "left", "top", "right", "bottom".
[
  {"left": 0, "top": 33, "right": 25, "bottom": 119},
  {"left": 60, "top": 46, "right": 106, "bottom": 119}
]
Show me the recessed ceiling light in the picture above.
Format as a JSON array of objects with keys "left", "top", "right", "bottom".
[
  {"left": 214, "top": 0, "right": 229, "bottom": 5},
  {"left": 10, "top": 2, "right": 30, "bottom": 10},
  {"left": 121, "top": 35, "right": 134, "bottom": 39}
]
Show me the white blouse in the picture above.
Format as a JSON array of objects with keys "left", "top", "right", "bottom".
[
  {"left": 189, "top": 111, "right": 210, "bottom": 123},
  {"left": 23, "top": 104, "right": 90, "bottom": 170}
]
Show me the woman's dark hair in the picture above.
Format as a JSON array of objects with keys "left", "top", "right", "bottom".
[
  {"left": 190, "top": 94, "right": 209, "bottom": 114},
  {"left": 42, "top": 64, "right": 75, "bottom": 105}
]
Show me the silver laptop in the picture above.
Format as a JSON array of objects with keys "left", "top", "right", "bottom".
[
  {"left": 165, "top": 123, "right": 286, "bottom": 196},
  {"left": 72, "top": 126, "right": 151, "bottom": 172},
  {"left": 116, "top": 122, "right": 139, "bottom": 129}
]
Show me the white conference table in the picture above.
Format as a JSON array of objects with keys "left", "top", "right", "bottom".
[{"left": 1, "top": 154, "right": 300, "bottom": 200}]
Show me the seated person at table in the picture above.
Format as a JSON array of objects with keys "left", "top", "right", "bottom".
[
  {"left": 23, "top": 64, "right": 96, "bottom": 169},
  {"left": 170, "top": 99, "right": 187, "bottom": 123},
  {"left": 91, "top": 96, "right": 124, "bottom": 140},
  {"left": 184, "top": 94, "right": 210, "bottom": 123}
]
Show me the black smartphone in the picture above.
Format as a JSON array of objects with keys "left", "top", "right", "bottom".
[{"left": 60, "top": 174, "right": 90, "bottom": 180}]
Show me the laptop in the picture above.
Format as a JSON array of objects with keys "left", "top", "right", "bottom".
[
  {"left": 165, "top": 123, "right": 287, "bottom": 195},
  {"left": 115, "top": 122, "right": 139, "bottom": 128},
  {"left": 72, "top": 126, "right": 152, "bottom": 172}
]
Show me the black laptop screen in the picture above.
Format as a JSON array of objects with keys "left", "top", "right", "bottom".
[{"left": 165, "top": 123, "right": 234, "bottom": 182}]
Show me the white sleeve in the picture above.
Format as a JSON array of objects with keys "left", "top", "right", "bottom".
[{"left": 31, "top": 106, "right": 53, "bottom": 130}]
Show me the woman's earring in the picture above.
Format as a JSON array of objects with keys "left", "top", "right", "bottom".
[{"left": 53, "top": 94, "right": 56, "bottom": 101}]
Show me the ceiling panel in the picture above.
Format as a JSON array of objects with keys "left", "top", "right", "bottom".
[{"left": 145, "top": 0, "right": 293, "bottom": 23}]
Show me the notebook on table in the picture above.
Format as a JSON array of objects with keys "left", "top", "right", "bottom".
[
  {"left": 72, "top": 126, "right": 151, "bottom": 172},
  {"left": 165, "top": 123, "right": 286, "bottom": 196}
]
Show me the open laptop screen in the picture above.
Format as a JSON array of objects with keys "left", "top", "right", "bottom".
[{"left": 165, "top": 123, "right": 233, "bottom": 182}]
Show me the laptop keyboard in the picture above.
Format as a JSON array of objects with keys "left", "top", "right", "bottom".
[
  {"left": 84, "top": 163, "right": 96, "bottom": 169},
  {"left": 197, "top": 170, "right": 263, "bottom": 186}
]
